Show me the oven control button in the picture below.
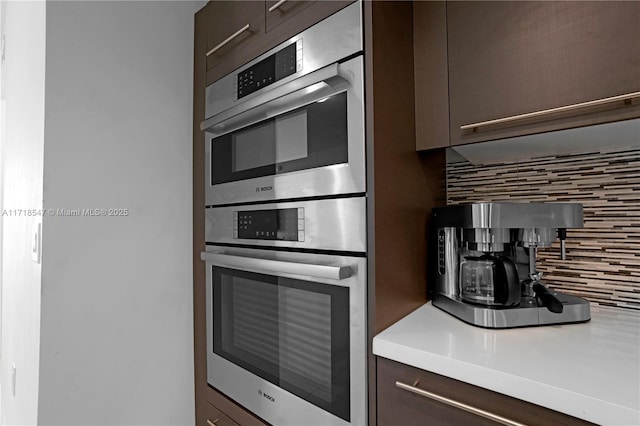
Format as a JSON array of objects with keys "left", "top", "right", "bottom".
[
  {"left": 297, "top": 208, "right": 304, "bottom": 219},
  {"left": 298, "top": 231, "right": 305, "bottom": 242},
  {"left": 298, "top": 219, "right": 304, "bottom": 230}
]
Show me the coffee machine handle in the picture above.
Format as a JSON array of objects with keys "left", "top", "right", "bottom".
[
  {"left": 500, "top": 258, "right": 521, "bottom": 306},
  {"left": 533, "top": 283, "right": 564, "bottom": 314}
]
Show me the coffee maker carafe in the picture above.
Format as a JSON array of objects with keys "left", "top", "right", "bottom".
[
  {"left": 431, "top": 202, "right": 590, "bottom": 328},
  {"left": 459, "top": 254, "right": 520, "bottom": 307}
]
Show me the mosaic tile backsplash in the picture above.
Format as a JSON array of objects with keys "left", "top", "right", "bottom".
[{"left": 447, "top": 148, "right": 640, "bottom": 311}]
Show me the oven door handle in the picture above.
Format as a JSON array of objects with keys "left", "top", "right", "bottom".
[
  {"left": 200, "top": 62, "right": 347, "bottom": 135},
  {"left": 200, "top": 252, "right": 352, "bottom": 281}
]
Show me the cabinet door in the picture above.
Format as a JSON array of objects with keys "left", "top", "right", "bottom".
[
  {"left": 266, "top": 1, "right": 355, "bottom": 35},
  {"left": 203, "top": 1, "right": 265, "bottom": 83},
  {"left": 413, "top": 1, "right": 450, "bottom": 150},
  {"left": 448, "top": 1, "right": 640, "bottom": 146},
  {"left": 377, "top": 357, "right": 595, "bottom": 426}
]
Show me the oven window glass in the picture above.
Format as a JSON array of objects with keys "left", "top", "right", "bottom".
[
  {"left": 212, "top": 266, "right": 350, "bottom": 421},
  {"left": 211, "top": 91, "right": 348, "bottom": 185},
  {"left": 232, "top": 110, "right": 309, "bottom": 172}
]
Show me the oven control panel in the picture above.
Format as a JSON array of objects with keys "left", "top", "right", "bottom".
[
  {"left": 233, "top": 208, "right": 304, "bottom": 242},
  {"left": 236, "top": 40, "right": 302, "bottom": 99}
]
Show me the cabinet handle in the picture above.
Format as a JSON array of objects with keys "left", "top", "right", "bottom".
[
  {"left": 206, "top": 24, "right": 251, "bottom": 57},
  {"left": 268, "top": 0, "right": 288, "bottom": 13},
  {"left": 395, "top": 381, "right": 527, "bottom": 426},
  {"left": 460, "top": 91, "right": 640, "bottom": 132},
  {"left": 206, "top": 419, "right": 221, "bottom": 426}
]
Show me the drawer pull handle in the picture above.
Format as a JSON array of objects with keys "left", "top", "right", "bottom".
[
  {"left": 268, "top": 0, "right": 288, "bottom": 13},
  {"left": 395, "top": 381, "right": 527, "bottom": 426},
  {"left": 206, "top": 419, "right": 221, "bottom": 426},
  {"left": 206, "top": 24, "right": 251, "bottom": 57},
  {"left": 460, "top": 91, "right": 640, "bottom": 132}
]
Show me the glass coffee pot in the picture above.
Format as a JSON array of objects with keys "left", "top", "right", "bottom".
[{"left": 459, "top": 254, "right": 520, "bottom": 307}]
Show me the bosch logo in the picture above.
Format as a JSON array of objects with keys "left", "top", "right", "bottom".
[
  {"left": 258, "top": 389, "right": 275, "bottom": 403},
  {"left": 256, "top": 186, "right": 273, "bottom": 193}
]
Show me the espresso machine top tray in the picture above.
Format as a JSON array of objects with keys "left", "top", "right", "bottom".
[{"left": 432, "top": 202, "right": 583, "bottom": 229}]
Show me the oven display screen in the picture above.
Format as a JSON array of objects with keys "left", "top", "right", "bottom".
[
  {"left": 236, "top": 208, "right": 301, "bottom": 241},
  {"left": 237, "top": 42, "right": 298, "bottom": 99}
]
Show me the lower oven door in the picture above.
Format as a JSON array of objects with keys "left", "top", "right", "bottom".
[{"left": 201, "top": 246, "right": 366, "bottom": 426}]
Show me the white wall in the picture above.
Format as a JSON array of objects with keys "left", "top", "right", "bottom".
[
  {"left": 36, "top": 1, "right": 201, "bottom": 425},
  {"left": 0, "top": 1, "right": 46, "bottom": 425}
]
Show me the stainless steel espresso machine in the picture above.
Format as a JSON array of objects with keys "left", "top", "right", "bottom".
[{"left": 431, "top": 202, "right": 591, "bottom": 328}]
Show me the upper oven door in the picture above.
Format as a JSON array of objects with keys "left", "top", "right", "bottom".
[{"left": 203, "top": 55, "right": 365, "bottom": 206}]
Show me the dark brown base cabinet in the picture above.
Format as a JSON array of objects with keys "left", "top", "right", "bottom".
[{"left": 377, "top": 357, "right": 595, "bottom": 426}]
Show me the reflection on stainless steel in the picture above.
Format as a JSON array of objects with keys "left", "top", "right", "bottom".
[
  {"left": 432, "top": 202, "right": 591, "bottom": 328},
  {"left": 441, "top": 228, "right": 459, "bottom": 298},
  {"left": 463, "top": 228, "right": 510, "bottom": 252},
  {"left": 519, "top": 227, "right": 556, "bottom": 248}
]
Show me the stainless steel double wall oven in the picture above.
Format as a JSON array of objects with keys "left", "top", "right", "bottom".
[{"left": 200, "top": 4, "right": 366, "bottom": 425}]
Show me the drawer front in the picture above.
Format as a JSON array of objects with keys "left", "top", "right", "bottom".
[
  {"left": 378, "top": 359, "right": 500, "bottom": 426},
  {"left": 377, "top": 357, "right": 595, "bottom": 426},
  {"left": 202, "top": 386, "right": 269, "bottom": 426}
]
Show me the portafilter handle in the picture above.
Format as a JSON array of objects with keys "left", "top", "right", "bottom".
[{"left": 533, "top": 283, "right": 564, "bottom": 314}]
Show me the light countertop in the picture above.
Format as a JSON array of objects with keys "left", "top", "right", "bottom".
[{"left": 373, "top": 302, "right": 640, "bottom": 426}]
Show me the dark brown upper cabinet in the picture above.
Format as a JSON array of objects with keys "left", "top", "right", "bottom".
[
  {"left": 204, "top": 1, "right": 265, "bottom": 84},
  {"left": 413, "top": 1, "right": 450, "bottom": 151},
  {"left": 201, "top": 0, "right": 354, "bottom": 86},
  {"left": 265, "top": 0, "right": 315, "bottom": 32},
  {"left": 447, "top": 1, "right": 640, "bottom": 147}
]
